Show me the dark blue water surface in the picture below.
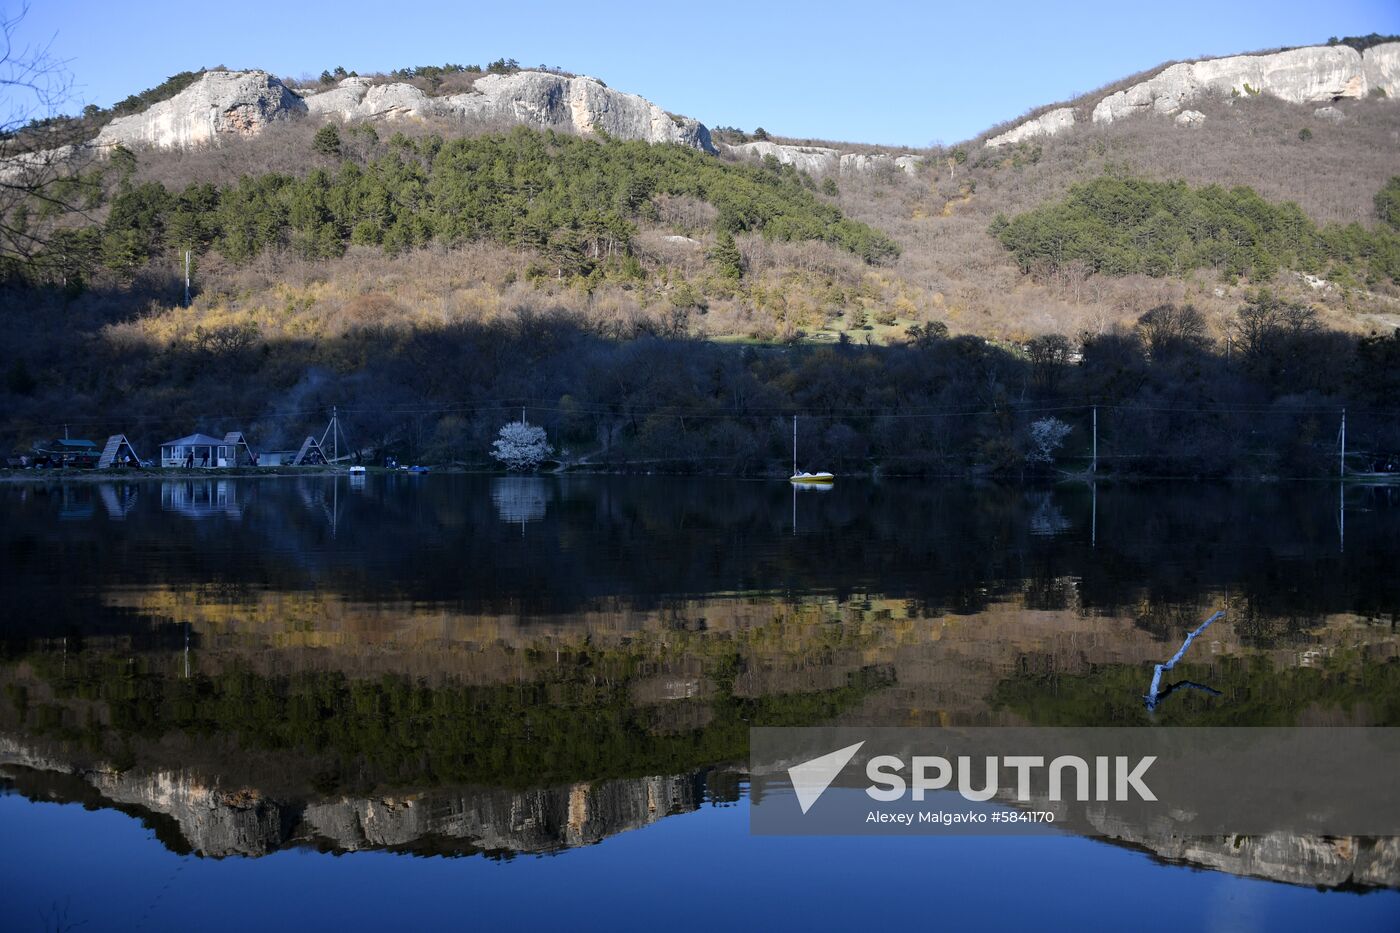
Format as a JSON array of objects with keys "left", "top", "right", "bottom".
[{"left": 1, "top": 475, "right": 1398, "bottom": 931}]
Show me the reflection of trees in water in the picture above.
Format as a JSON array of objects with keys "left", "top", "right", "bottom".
[
  {"left": 2, "top": 646, "right": 892, "bottom": 794},
  {"left": 993, "top": 650, "right": 1400, "bottom": 727},
  {"left": 1021, "top": 572, "right": 1075, "bottom": 611},
  {"left": 490, "top": 476, "right": 551, "bottom": 524},
  {"left": 3, "top": 477, "right": 1400, "bottom": 642},
  {"left": 1026, "top": 490, "right": 1071, "bottom": 537}
]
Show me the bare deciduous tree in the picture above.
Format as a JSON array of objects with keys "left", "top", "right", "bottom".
[
  {"left": 0, "top": 3, "right": 88, "bottom": 266},
  {"left": 1026, "top": 333, "right": 1074, "bottom": 391},
  {"left": 1136, "top": 303, "right": 1210, "bottom": 360}
]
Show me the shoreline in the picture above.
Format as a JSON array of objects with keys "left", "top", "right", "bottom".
[{"left": 1, "top": 467, "right": 1395, "bottom": 486}]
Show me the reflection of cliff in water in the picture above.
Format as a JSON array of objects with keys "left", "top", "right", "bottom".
[
  {"left": 0, "top": 740, "right": 727, "bottom": 859},
  {"left": 2, "top": 742, "right": 1394, "bottom": 891}
]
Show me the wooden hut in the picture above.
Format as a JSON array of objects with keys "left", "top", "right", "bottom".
[
  {"left": 221, "top": 432, "right": 259, "bottom": 467},
  {"left": 290, "top": 435, "right": 327, "bottom": 466},
  {"left": 97, "top": 434, "right": 143, "bottom": 469}
]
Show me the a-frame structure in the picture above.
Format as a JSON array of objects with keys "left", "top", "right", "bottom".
[
  {"left": 222, "top": 432, "right": 258, "bottom": 467},
  {"left": 97, "top": 434, "right": 142, "bottom": 469},
  {"left": 290, "top": 435, "right": 327, "bottom": 466}
]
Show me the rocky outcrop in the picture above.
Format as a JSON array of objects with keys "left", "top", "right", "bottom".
[
  {"left": 985, "top": 107, "right": 1076, "bottom": 147},
  {"left": 92, "top": 69, "right": 714, "bottom": 153},
  {"left": 724, "top": 140, "right": 840, "bottom": 174},
  {"left": 300, "top": 76, "right": 375, "bottom": 116},
  {"left": 1173, "top": 109, "right": 1206, "bottom": 127},
  {"left": 0, "top": 143, "right": 78, "bottom": 184},
  {"left": 1092, "top": 43, "right": 1399, "bottom": 125},
  {"left": 0, "top": 740, "right": 710, "bottom": 858},
  {"left": 722, "top": 141, "right": 924, "bottom": 177},
  {"left": 840, "top": 152, "right": 925, "bottom": 176},
  {"left": 89, "top": 770, "right": 288, "bottom": 857},
  {"left": 986, "top": 42, "right": 1400, "bottom": 146},
  {"left": 301, "top": 71, "right": 715, "bottom": 152},
  {"left": 338, "top": 80, "right": 436, "bottom": 120},
  {"left": 95, "top": 71, "right": 306, "bottom": 150},
  {"left": 452, "top": 72, "right": 713, "bottom": 152},
  {"left": 1313, "top": 104, "right": 1345, "bottom": 122},
  {"left": 1087, "top": 810, "right": 1400, "bottom": 889},
  {"left": 301, "top": 772, "right": 706, "bottom": 853},
  {"left": 1363, "top": 43, "right": 1400, "bottom": 97}
]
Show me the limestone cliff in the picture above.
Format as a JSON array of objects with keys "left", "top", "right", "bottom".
[
  {"left": 94, "top": 68, "right": 714, "bottom": 154},
  {"left": 985, "top": 107, "right": 1076, "bottom": 148},
  {"left": 722, "top": 141, "right": 924, "bottom": 177},
  {"left": 95, "top": 71, "right": 306, "bottom": 150},
  {"left": 443, "top": 72, "right": 713, "bottom": 152},
  {"left": 0, "top": 742, "right": 709, "bottom": 859},
  {"left": 986, "top": 41, "right": 1400, "bottom": 147},
  {"left": 1090, "top": 44, "right": 1393, "bottom": 124}
]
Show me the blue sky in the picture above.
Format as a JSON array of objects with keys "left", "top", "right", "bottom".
[{"left": 13, "top": 0, "right": 1400, "bottom": 145}]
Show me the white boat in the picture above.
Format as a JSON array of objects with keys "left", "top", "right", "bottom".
[
  {"left": 788, "top": 416, "right": 834, "bottom": 485},
  {"left": 348, "top": 465, "right": 367, "bottom": 475}
]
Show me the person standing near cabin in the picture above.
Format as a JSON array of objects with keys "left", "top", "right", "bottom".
[{"left": 185, "top": 450, "right": 194, "bottom": 469}]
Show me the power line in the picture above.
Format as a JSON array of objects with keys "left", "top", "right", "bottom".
[{"left": 14, "top": 397, "right": 1400, "bottom": 435}]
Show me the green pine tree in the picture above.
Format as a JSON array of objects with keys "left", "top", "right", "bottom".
[
  {"left": 313, "top": 124, "right": 342, "bottom": 158},
  {"left": 710, "top": 228, "right": 743, "bottom": 280}
]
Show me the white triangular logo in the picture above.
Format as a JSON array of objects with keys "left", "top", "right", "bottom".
[{"left": 788, "top": 741, "right": 865, "bottom": 814}]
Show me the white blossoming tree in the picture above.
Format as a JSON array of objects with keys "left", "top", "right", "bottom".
[
  {"left": 491, "top": 419, "right": 553, "bottom": 471},
  {"left": 1026, "top": 417, "right": 1072, "bottom": 464}
]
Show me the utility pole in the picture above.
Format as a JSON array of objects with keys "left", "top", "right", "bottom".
[
  {"left": 320, "top": 406, "right": 344, "bottom": 464},
  {"left": 1091, "top": 406, "right": 1098, "bottom": 474},
  {"left": 1339, "top": 408, "right": 1346, "bottom": 479},
  {"left": 184, "top": 250, "right": 191, "bottom": 307},
  {"left": 1091, "top": 479, "right": 1097, "bottom": 549},
  {"left": 793, "top": 415, "right": 798, "bottom": 476}
]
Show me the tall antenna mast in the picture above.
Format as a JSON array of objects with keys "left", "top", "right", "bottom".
[
  {"left": 792, "top": 415, "right": 797, "bottom": 476},
  {"left": 1339, "top": 408, "right": 1346, "bottom": 479},
  {"left": 184, "top": 250, "right": 191, "bottom": 307},
  {"left": 319, "top": 406, "right": 343, "bottom": 463}
]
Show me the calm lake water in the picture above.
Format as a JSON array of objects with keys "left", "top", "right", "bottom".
[{"left": 1, "top": 475, "right": 1398, "bottom": 931}]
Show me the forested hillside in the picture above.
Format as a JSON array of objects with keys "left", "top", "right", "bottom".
[
  {"left": 991, "top": 176, "right": 1400, "bottom": 285},
  {"left": 22, "top": 127, "right": 896, "bottom": 288}
]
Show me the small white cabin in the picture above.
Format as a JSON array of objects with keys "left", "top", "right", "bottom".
[{"left": 161, "top": 433, "right": 238, "bottom": 468}]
